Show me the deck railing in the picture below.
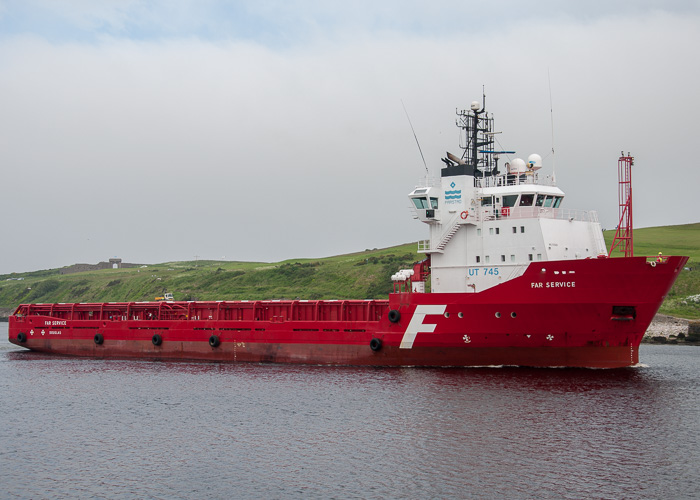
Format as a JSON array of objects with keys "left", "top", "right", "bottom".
[
  {"left": 485, "top": 206, "right": 599, "bottom": 223},
  {"left": 417, "top": 207, "right": 599, "bottom": 253}
]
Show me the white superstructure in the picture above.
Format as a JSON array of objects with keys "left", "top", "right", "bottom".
[{"left": 409, "top": 100, "right": 606, "bottom": 293}]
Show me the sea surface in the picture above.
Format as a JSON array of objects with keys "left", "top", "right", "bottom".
[{"left": 1, "top": 322, "right": 699, "bottom": 499}]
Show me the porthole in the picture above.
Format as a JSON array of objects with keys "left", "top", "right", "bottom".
[
  {"left": 458, "top": 312, "right": 464, "bottom": 318},
  {"left": 495, "top": 312, "right": 501, "bottom": 319},
  {"left": 444, "top": 312, "right": 450, "bottom": 318},
  {"left": 511, "top": 312, "right": 517, "bottom": 318}
]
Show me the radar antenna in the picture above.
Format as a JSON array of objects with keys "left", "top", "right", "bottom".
[{"left": 454, "top": 91, "right": 498, "bottom": 176}]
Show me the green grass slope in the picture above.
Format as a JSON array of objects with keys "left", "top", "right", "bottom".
[
  {"left": 605, "top": 222, "right": 700, "bottom": 262},
  {"left": 1, "top": 223, "right": 697, "bottom": 318},
  {"left": 0, "top": 244, "right": 418, "bottom": 312}
]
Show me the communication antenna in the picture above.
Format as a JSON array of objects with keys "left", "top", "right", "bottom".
[
  {"left": 548, "top": 69, "right": 556, "bottom": 183},
  {"left": 401, "top": 100, "right": 429, "bottom": 174}
]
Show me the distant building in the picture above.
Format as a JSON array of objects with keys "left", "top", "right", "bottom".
[{"left": 60, "top": 258, "right": 142, "bottom": 275}]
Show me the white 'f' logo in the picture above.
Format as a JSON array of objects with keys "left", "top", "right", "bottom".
[{"left": 399, "top": 305, "right": 447, "bottom": 349}]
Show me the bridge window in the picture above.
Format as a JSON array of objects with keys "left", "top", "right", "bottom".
[
  {"left": 411, "top": 197, "right": 429, "bottom": 209},
  {"left": 535, "top": 195, "right": 544, "bottom": 207},
  {"left": 481, "top": 196, "right": 493, "bottom": 206},
  {"left": 543, "top": 196, "right": 553, "bottom": 208},
  {"left": 519, "top": 194, "right": 534, "bottom": 206},
  {"left": 503, "top": 195, "right": 518, "bottom": 207},
  {"left": 413, "top": 197, "right": 439, "bottom": 210},
  {"left": 553, "top": 196, "right": 563, "bottom": 208}
]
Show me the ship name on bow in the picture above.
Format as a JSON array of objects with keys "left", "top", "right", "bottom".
[{"left": 530, "top": 281, "right": 576, "bottom": 289}]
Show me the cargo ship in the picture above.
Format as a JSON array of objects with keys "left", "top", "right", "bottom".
[{"left": 8, "top": 98, "right": 687, "bottom": 367}]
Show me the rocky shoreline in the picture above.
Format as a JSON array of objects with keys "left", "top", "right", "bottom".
[
  {"left": 0, "top": 308, "right": 13, "bottom": 321},
  {"left": 643, "top": 314, "right": 700, "bottom": 345}
]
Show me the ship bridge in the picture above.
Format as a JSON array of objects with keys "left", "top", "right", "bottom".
[{"left": 408, "top": 98, "right": 607, "bottom": 294}]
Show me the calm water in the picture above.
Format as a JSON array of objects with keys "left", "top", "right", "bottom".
[{"left": 1, "top": 322, "right": 699, "bottom": 499}]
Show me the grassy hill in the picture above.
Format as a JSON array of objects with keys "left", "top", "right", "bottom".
[
  {"left": 0, "top": 244, "right": 418, "bottom": 313},
  {"left": 1, "top": 223, "right": 698, "bottom": 319},
  {"left": 605, "top": 222, "right": 700, "bottom": 262}
]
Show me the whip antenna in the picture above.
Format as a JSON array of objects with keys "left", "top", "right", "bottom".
[
  {"left": 548, "top": 69, "right": 556, "bottom": 183},
  {"left": 401, "top": 100, "right": 429, "bottom": 174}
]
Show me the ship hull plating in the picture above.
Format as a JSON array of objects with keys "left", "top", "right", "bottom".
[{"left": 8, "top": 256, "right": 687, "bottom": 368}]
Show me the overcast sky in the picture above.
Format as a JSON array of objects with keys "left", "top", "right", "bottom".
[{"left": 1, "top": 1, "right": 698, "bottom": 274}]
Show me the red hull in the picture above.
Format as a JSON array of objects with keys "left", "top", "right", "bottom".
[{"left": 8, "top": 256, "right": 687, "bottom": 368}]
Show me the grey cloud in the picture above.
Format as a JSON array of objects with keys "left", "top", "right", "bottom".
[{"left": 0, "top": 10, "right": 698, "bottom": 274}]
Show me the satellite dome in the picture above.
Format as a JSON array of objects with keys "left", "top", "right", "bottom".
[
  {"left": 509, "top": 158, "right": 527, "bottom": 173},
  {"left": 471, "top": 101, "right": 480, "bottom": 111},
  {"left": 527, "top": 153, "right": 542, "bottom": 168}
]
